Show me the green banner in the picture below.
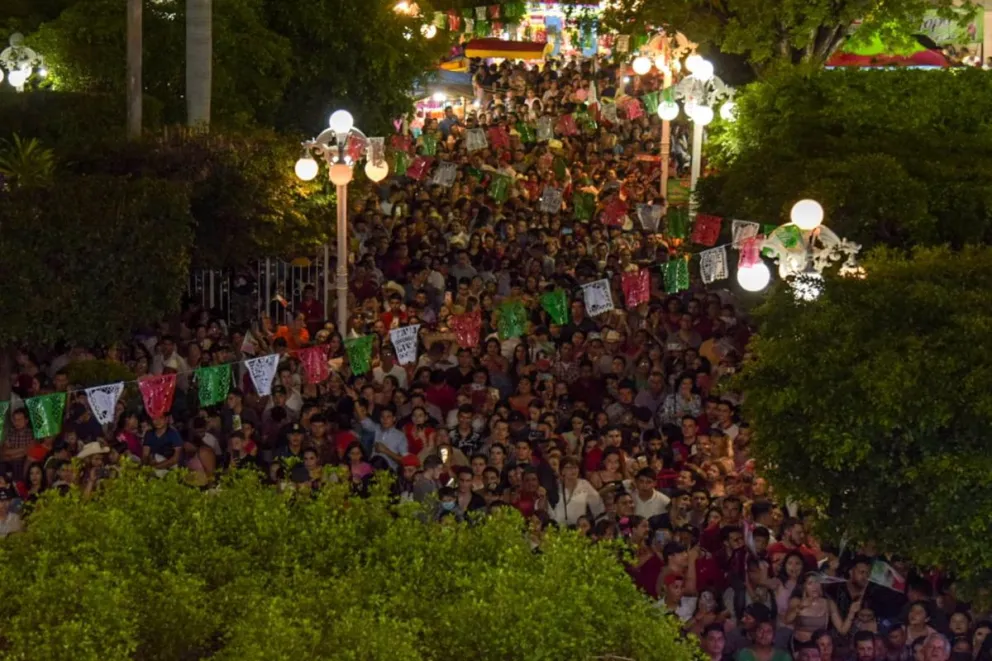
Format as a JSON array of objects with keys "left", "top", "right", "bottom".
[
  {"left": 667, "top": 207, "right": 690, "bottom": 239},
  {"left": 26, "top": 392, "right": 66, "bottom": 439},
  {"left": 574, "top": 191, "right": 596, "bottom": 221},
  {"left": 197, "top": 364, "right": 232, "bottom": 407},
  {"left": 540, "top": 289, "right": 570, "bottom": 325},
  {"left": 498, "top": 300, "right": 528, "bottom": 340},
  {"left": 420, "top": 133, "right": 438, "bottom": 156},
  {"left": 664, "top": 258, "right": 690, "bottom": 294},
  {"left": 488, "top": 174, "right": 511, "bottom": 203},
  {"left": 346, "top": 335, "right": 375, "bottom": 376}
]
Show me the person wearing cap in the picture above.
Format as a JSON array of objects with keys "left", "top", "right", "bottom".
[
  {"left": 658, "top": 572, "right": 696, "bottom": 623},
  {"left": 275, "top": 423, "right": 309, "bottom": 461}
]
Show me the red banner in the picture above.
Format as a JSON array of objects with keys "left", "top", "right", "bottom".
[
  {"left": 622, "top": 269, "right": 651, "bottom": 308},
  {"left": 691, "top": 214, "right": 723, "bottom": 247},
  {"left": 298, "top": 345, "right": 329, "bottom": 384},
  {"left": 450, "top": 310, "right": 482, "bottom": 348},
  {"left": 138, "top": 374, "right": 177, "bottom": 419}
]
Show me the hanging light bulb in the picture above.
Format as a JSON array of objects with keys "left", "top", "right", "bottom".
[
  {"left": 790, "top": 199, "right": 824, "bottom": 231},
  {"left": 7, "top": 68, "right": 29, "bottom": 88},
  {"left": 328, "top": 109, "right": 354, "bottom": 134},
  {"left": 693, "top": 59, "right": 714, "bottom": 82},
  {"left": 685, "top": 54, "right": 703, "bottom": 74},
  {"left": 737, "top": 263, "right": 771, "bottom": 292},
  {"left": 657, "top": 100, "right": 679, "bottom": 121},
  {"left": 693, "top": 105, "right": 714, "bottom": 126},
  {"left": 421, "top": 23, "right": 437, "bottom": 39},
  {"left": 294, "top": 156, "right": 319, "bottom": 181},
  {"left": 365, "top": 160, "right": 389, "bottom": 183},
  {"left": 329, "top": 163, "right": 354, "bottom": 186},
  {"left": 631, "top": 56, "right": 652, "bottom": 76}
]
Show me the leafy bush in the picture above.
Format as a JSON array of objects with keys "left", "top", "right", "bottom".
[
  {"left": 0, "top": 470, "right": 697, "bottom": 661},
  {"left": 65, "top": 359, "right": 136, "bottom": 388},
  {"left": 0, "top": 175, "right": 193, "bottom": 349},
  {"left": 699, "top": 68, "right": 992, "bottom": 249},
  {"left": 737, "top": 245, "right": 992, "bottom": 595}
]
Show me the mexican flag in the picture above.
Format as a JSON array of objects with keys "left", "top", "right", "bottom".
[{"left": 869, "top": 560, "right": 906, "bottom": 592}]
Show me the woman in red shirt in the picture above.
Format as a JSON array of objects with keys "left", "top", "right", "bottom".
[{"left": 402, "top": 406, "right": 436, "bottom": 456}]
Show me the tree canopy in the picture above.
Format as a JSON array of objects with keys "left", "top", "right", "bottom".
[
  {"left": 0, "top": 173, "right": 193, "bottom": 350},
  {"left": 12, "top": 0, "right": 449, "bottom": 133},
  {"left": 0, "top": 469, "right": 697, "bottom": 661},
  {"left": 737, "top": 246, "right": 992, "bottom": 593},
  {"left": 603, "top": 0, "right": 966, "bottom": 78},
  {"left": 697, "top": 68, "right": 992, "bottom": 251}
]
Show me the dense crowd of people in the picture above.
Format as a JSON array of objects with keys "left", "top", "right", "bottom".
[{"left": 0, "top": 54, "right": 986, "bottom": 661}]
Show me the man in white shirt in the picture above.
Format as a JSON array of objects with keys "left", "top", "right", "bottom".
[
  {"left": 372, "top": 347, "right": 408, "bottom": 389},
  {"left": 151, "top": 335, "right": 191, "bottom": 390},
  {"left": 715, "top": 400, "right": 740, "bottom": 442},
  {"left": 632, "top": 467, "right": 670, "bottom": 519}
]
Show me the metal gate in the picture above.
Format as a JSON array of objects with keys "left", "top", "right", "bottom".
[{"left": 188, "top": 256, "right": 329, "bottom": 327}]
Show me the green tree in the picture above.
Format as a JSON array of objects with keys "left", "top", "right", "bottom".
[
  {"left": 697, "top": 68, "right": 992, "bottom": 250},
  {"left": 68, "top": 128, "right": 337, "bottom": 267},
  {"left": 603, "top": 0, "right": 965, "bottom": 78},
  {"left": 737, "top": 246, "right": 992, "bottom": 593},
  {"left": 28, "top": 0, "right": 292, "bottom": 128},
  {"left": 262, "top": 0, "right": 450, "bottom": 133},
  {"left": 0, "top": 174, "right": 193, "bottom": 382},
  {"left": 0, "top": 469, "right": 698, "bottom": 661}
]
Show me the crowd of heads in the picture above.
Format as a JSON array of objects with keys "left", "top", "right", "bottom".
[{"left": 0, "top": 54, "right": 987, "bottom": 661}]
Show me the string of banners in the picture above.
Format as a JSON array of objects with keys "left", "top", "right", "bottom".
[
  {"left": 0, "top": 331, "right": 427, "bottom": 442},
  {"left": 430, "top": 2, "right": 602, "bottom": 36}
]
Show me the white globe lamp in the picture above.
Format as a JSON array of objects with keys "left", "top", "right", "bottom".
[
  {"left": 294, "top": 156, "right": 319, "bottom": 181},
  {"left": 329, "top": 163, "right": 354, "bottom": 186},
  {"left": 737, "top": 262, "right": 771, "bottom": 292},
  {"left": 720, "top": 100, "right": 737, "bottom": 122},
  {"left": 693, "top": 105, "right": 714, "bottom": 126},
  {"left": 632, "top": 56, "right": 652, "bottom": 76},
  {"left": 653, "top": 55, "right": 669, "bottom": 72},
  {"left": 365, "top": 160, "right": 389, "bottom": 183},
  {"left": 791, "top": 199, "right": 824, "bottom": 231},
  {"left": 657, "top": 100, "right": 679, "bottom": 121},
  {"left": 685, "top": 54, "right": 704, "bottom": 74},
  {"left": 328, "top": 110, "right": 354, "bottom": 135},
  {"left": 7, "top": 68, "right": 28, "bottom": 88},
  {"left": 421, "top": 24, "right": 437, "bottom": 39},
  {"left": 693, "top": 59, "right": 714, "bottom": 82}
]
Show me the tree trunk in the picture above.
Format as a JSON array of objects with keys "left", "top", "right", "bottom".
[
  {"left": 0, "top": 348, "right": 11, "bottom": 404},
  {"left": 126, "top": 0, "right": 142, "bottom": 139},
  {"left": 186, "top": 0, "right": 212, "bottom": 130}
]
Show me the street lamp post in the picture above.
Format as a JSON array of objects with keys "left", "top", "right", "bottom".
[
  {"left": 629, "top": 34, "right": 732, "bottom": 204},
  {"left": 0, "top": 33, "right": 46, "bottom": 92},
  {"left": 738, "top": 199, "right": 863, "bottom": 300},
  {"left": 674, "top": 55, "right": 733, "bottom": 197},
  {"left": 294, "top": 110, "right": 389, "bottom": 336}
]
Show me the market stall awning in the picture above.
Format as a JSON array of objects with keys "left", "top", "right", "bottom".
[
  {"left": 827, "top": 33, "right": 949, "bottom": 68},
  {"left": 464, "top": 38, "right": 550, "bottom": 60}
]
